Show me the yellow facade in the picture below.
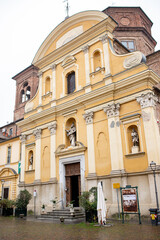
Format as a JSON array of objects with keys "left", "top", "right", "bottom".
[
  {"left": 0, "top": 137, "right": 19, "bottom": 200},
  {"left": 17, "top": 10, "right": 160, "bottom": 215}
]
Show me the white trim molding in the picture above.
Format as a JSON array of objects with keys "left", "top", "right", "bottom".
[{"left": 59, "top": 154, "right": 85, "bottom": 207}]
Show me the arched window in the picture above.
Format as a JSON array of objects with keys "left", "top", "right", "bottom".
[
  {"left": 26, "top": 86, "right": 31, "bottom": 101},
  {"left": 93, "top": 50, "right": 101, "bottom": 72},
  {"left": 20, "top": 82, "right": 31, "bottom": 103},
  {"left": 21, "top": 90, "right": 25, "bottom": 103},
  {"left": 67, "top": 72, "right": 75, "bottom": 94},
  {"left": 45, "top": 77, "right": 50, "bottom": 94}
]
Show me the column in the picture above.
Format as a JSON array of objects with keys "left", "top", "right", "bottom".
[
  {"left": 20, "top": 134, "right": 26, "bottom": 183},
  {"left": 48, "top": 122, "right": 57, "bottom": 181},
  {"left": 82, "top": 45, "right": 90, "bottom": 86},
  {"left": 51, "top": 64, "right": 56, "bottom": 102},
  {"left": 100, "top": 34, "right": 111, "bottom": 76},
  {"left": 103, "top": 103, "right": 124, "bottom": 173},
  {"left": 33, "top": 129, "right": 42, "bottom": 182},
  {"left": 83, "top": 112, "right": 96, "bottom": 176},
  {"left": 137, "top": 92, "right": 160, "bottom": 165},
  {"left": 38, "top": 72, "right": 42, "bottom": 106}
]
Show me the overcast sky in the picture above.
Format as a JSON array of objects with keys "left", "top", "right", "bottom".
[{"left": 0, "top": 0, "right": 159, "bottom": 126}]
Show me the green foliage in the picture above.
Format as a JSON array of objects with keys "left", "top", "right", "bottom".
[
  {"left": 15, "top": 190, "right": 32, "bottom": 210},
  {"left": 0, "top": 199, "right": 15, "bottom": 209},
  {"left": 27, "top": 209, "right": 34, "bottom": 215},
  {"left": 51, "top": 197, "right": 57, "bottom": 205},
  {"left": 79, "top": 187, "right": 97, "bottom": 222},
  {"left": 42, "top": 204, "right": 45, "bottom": 209}
]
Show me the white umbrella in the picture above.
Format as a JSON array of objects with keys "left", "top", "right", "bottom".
[{"left": 97, "top": 182, "right": 106, "bottom": 225}]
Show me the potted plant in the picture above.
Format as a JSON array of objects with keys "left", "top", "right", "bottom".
[
  {"left": 68, "top": 201, "right": 75, "bottom": 215},
  {"left": 51, "top": 197, "right": 57, "bottom": 210},
  {"left": 41, "top": 204, "right": 45, "bottom": 213},
  {"left": 15, "top": 189, "right": 32, "bottom": 217}
]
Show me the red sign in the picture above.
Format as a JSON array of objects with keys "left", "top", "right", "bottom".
[{"left": 122, "top": 188, "right": 138, "bottom": 212}]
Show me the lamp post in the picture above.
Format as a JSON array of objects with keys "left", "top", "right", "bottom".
[
  {"left": 0, "top": 180, "right": 5, "bottom": 216},
  {"left": 1, "top": 180, "right": 5, "bottom": 200},
  {"left": 150, "top": 161, "right": 159, "bottom": 209}
]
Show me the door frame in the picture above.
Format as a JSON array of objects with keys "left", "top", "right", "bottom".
[{"left": 59, "top": 154, "right": 85, "bottom": 207}]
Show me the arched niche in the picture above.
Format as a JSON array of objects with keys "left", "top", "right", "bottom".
[
  {"left": 45, "top": 77, "right": 51, "bottom": 94},
  {"left": 93, "top": 50, "right": 101, "bottom": 71},
  {"left": 127, "top": 125, "right": 140, "bottom": 153},
  {"left": 28, "top": 150, "right": 33, "bottom": 170},
  {"left": 65, "top": 118, "right": 76, "bottom": 147}
]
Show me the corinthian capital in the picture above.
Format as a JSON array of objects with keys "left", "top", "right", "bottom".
[
  {"left": 51, "top": 64, "right": 56, "bottom": 71},
  {"left": 83, "top": 112, "right": 94, "bottom": 124},
  {"left": 136, "top": 92, "right": 158, "bottom": 109},
  {"left": 38, "top": 71, "right": 43, "bottom": 78},
  {"left": 82, "top": 45, "right": 89, "bottom": 54},
  {"left": 48, "top": 122, "right": 57, "bottom": 135},
  {"left": 33, "top": 129, "right": 42, "bottom": 140},
  {"left": 100, "top": 34, "right": 108, "bottom": 44},
  {"left": 103, "top": 103, "right": 120, "bottom": 118},
  {"left": 20, "top": 134, "right": 26, "bottom": 143}
]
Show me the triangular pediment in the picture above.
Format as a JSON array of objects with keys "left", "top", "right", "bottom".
[{"left": 32, "top": 11, "right": 108, "bottom": 64}]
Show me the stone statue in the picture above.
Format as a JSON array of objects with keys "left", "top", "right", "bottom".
[
  {"left": 29, "top": 153, "right": 33, "bottom": 170},
  {"left": 131, "top": 128, "right": 139, "bottom": 147},
  {"left": 66, "top": 123, "right": 76, "bottom": 147}
]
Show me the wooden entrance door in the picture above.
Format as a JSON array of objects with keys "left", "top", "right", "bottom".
[
  {"left": 65, "top": 162, "right": 81, "bottom": 206},
  {"left": 3, "top": 188, "right": 9, "bottom": 199}
]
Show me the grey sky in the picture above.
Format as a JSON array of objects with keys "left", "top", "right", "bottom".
[{"left": 0, "top": 0, "right": 159, "bottom": 126}]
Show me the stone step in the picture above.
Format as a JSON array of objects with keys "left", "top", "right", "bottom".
[
  {"left": 40, "top": 214, "right": 85, "bottom": 219},
  {"left": 37, "top": 208, "right": 85, "bottom": 224},
  {"left": 46, "top": 213, "right": 85, "bottom": 217}
]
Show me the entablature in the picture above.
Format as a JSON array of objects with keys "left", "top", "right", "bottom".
[{"left": 18, "top": 69, "right": 160, "bottom": 132}]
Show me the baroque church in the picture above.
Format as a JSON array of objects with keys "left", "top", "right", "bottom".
[{"left": 0, "top": 7, "right": 160, "bottom": 216}]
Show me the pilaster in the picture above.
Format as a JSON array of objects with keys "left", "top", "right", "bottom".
[
  {"left": 48, "top": 122, "right": 57, "bottom": 180},
  {"left": 38, "top": 72, "right": 43, "bottom": 106},
  {"left": 82, "top": 45, "right": 90, "bottom": 86},
  {"left": 20, "top": 134, "right": 26, "bottom": 183},
  {"left": 33, "top": 129, "right": 42, "bottom": 181},
  {"left": 103, "top": 103, "right": 124, "bottom": 173},
  {"left": 137, "top": 92, "right": 160, "bottom": 165},
  {"left": 100, "top": 34, "right": 111, "bottom": 76},
  {"left": 51, "top": 64, "right": 56, "bottom": 103},
  {"left": 83, "top": 112, "right": 96, "bottom": 176}
]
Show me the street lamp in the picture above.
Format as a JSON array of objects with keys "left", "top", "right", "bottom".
[
  {"left": 1, "top": 180, "right": 5, "bottom": 200},
  {"left": 150, "top": 161, "right": 159, "bottom": 209},
  {"left": 0, "top": 180, "right": 5, "bottom": 216}
]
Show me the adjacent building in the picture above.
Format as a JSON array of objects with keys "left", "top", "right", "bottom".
[{"left": 0, "top": 65, "right": 39, "bottom": 201}]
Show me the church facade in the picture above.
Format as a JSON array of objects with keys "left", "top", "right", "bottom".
[{"left": 15, "top": 10, "right": 160, "bottom": 216}]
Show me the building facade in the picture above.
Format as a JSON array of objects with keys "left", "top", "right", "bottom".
[
  {"left": 0, "top": 66, "right": 39, "bottom": 201},
  {"left": 0, "top": 137, "right": 20, "bottom": 200},
  {"left": 15, "top": 10, "right": 160, "bottom": 216}
]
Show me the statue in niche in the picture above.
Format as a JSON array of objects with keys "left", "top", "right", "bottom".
[
  {"left": 131, "top": 128, "right": 139, "bottom": 147},
  {"left": 66, "top": 123, "right": 76, "bottom": 147},
  {"left": 29, "top": 153, "right": 33, "bottom": 170}
]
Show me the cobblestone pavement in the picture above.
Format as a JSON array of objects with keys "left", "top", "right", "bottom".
[{"left": 0, "top": 217, "right": 160, "bottom": 240}]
